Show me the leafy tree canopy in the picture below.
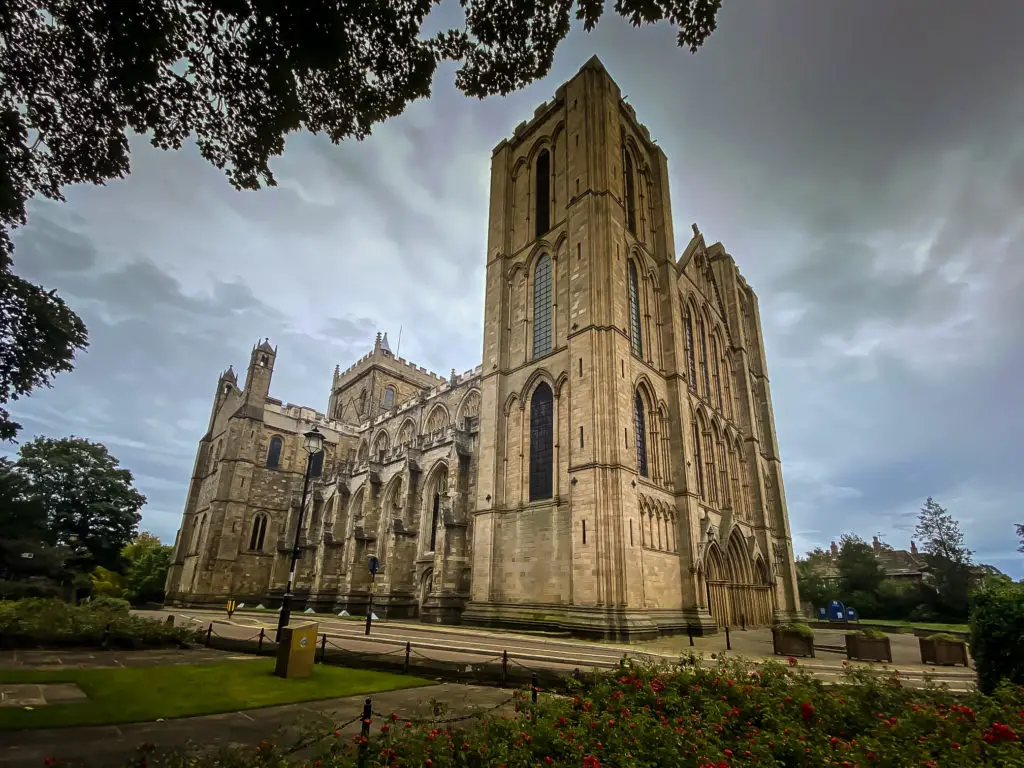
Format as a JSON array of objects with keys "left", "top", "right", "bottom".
[
  {"left": 14, "top": 436, "right": 146, "bottom": 571},
  {"left": 1016, "top": 523, "right": 1023, "bottom": 554},
  {"left": 836, "top": 533, "right": 885, "bottom": 597},
  {"left": 0, "top": 0, "right": 720, "bottom": 441}
]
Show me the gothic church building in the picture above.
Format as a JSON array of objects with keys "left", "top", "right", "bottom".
[{"left": 165, "top": 57, "right": 802, "bottom": 639}]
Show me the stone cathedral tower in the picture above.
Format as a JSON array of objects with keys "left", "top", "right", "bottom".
[{"left": 462, "top": 57, "right": 801, "bottom": 639}]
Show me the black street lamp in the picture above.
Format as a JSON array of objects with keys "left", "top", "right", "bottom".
[{"left": 276, "top": 426, "right": 325, "bottom": 642}]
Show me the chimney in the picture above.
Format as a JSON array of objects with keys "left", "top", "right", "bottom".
[
  {"left": 910, "top": 540, "right": 918, "bottom": 555},
  {"left": 830, "top": 541, "right": 838, "bottom": 557},
  {"left": 872, "top": 535, "right": 881, "bottom": 553}
]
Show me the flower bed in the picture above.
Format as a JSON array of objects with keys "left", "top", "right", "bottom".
[
  {"left": 0, "top": 598, "right": 201, "bottom": 649},
  {"left": 137, "top": 655, "right": 1024, "bottom": 767}
]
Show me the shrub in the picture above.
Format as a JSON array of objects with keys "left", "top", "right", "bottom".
[
  {"left": 857, "top": 628, "right": 888, "bottom": 640},
  {"left": 779, "top": 622, "right": 814, "bottom": 638},
  {"left": 0, "top": 578, "right": 62, "bottom": 600},
  {"left": 0, "top": 597, "right": 201, "bottom": 649},
  {"left": 970, "top": 580, "right": 1024, "bottom": 694},
  {"left": 136, "top": 656, "right": 1024, "bottom": 768},
  {"left": 928, "top": 632, "right": 964, "bottom": 643},
  {"left": 87, "top": 595, "right": 132, "bottom": 614}
]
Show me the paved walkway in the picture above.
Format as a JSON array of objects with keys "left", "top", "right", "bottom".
[{"left": 0, "top": 649, "right": 514, "bottom": 768}]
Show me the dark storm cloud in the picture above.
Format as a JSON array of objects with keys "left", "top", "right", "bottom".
[{"left": 5, "top": 1, "right": 1022, "bottom": 576}]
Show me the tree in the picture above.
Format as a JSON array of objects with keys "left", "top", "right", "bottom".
[
  {"left": 836, "top": 533, "right": 885, "bottom": 597},
  {"left": 14, "top": 436, "right": 146, "bottom": 572},
  {"left": 0, "top": 1, "right": 721, "bottom": 442},
  {"left": 795, "top": 548, "right": 836, "bottom": 610},
  {"left": 120, "top": 532, "right": 173, "bottom": 605},
  {"left": 1017, "top": 523, "right": 1023, "bottom": 554},
  {"left": 914, "top": 497, "right": 973, "bottom": 620}
]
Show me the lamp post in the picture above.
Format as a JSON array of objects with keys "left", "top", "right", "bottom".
[{"left": 276, "top": 426, "right": 325, "bottom": 642}]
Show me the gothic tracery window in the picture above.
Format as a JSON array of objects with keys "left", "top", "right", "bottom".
[
  {"left": 535, "top": 149, "right": 551, "bottom": 237},
  {"left": 266, "top": 436, "right": 283, "bottom": 469},
  {"left": 685, "top": 306, "right": 697, "bottom": 393},
  {"left": 248, "top": 514, "right": 268, "bottom": 551},
  {"left": 627, "top": 260, "right": 643, "bottom": 358},
  {"left": 624, "top": 151, "right": 637, "bottom": 235},
  {"left": 532, "top": 254, "right": 553, "bottom": 358},
  {"left": 382, "top": 386, "right": 395, "bottom": 409},
  {"left": 528, "top": 382, "right": 554, "bottom": 502},
  {"left": 634, "top": 391, "right": 648, "bottom": 477},
  {"left": 692, "top": 420, "right": 704, "bottom": 499}
]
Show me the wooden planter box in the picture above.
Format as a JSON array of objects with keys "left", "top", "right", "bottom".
[
  {"left": 772, "top": 628, "right": 815, "bottom": 658},
  {"left": 919, "top": 637, "right": 969, "bottom": 667},
  {"left": 845, "top": 634, "right": 892, "bottom": 662}
]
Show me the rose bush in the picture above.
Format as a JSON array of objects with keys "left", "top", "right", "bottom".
[{"left": 123, "top": 655, "right": 1022, "bottom": 768}]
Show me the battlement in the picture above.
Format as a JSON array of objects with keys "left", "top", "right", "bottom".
[
  {"left": 265, "top": 399, "right": 360, "bottom": 437},
  {"left": 333, "top": 349, "right": 445, "bottom": 389},
  {"left": 349, "top": 362, "right": 483, "bottom": 433}
]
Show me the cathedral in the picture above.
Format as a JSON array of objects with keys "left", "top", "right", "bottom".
[{"left": 164, "top": 57, "right": 802, "bottom": 639}]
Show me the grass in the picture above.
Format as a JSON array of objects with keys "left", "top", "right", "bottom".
[
  {"left": 850, "top": 619, "right": 969, "bottom": 633},
  {"left": 0, "top": 660, "right": 432, "bottom": 730}
]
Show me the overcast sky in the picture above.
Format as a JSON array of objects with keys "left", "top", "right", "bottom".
[{"left": 8, "top": 1, "right": 1024, "bottom": 578}]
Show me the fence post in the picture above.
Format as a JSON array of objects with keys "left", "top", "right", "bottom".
[
  {"left": 501, "top": 650, "right": 508, "bottom": 688},
  {"left": 725, "top": 624, "right": 731, "bottom": 651},
  {"left": 205, "top": 623, "right": 213, "bottom": 647},
  {"left": 358, "top": 697, "right": 372, "bottom": 767},
  {"left": 688, "top": 625, "right": 694, "bottom": 646},
  {"left": 257, "top": 627, "right": 265, "bottom": 653},
  {"left": 741, "top": 614, "right": 746, "bottom": 631},
  {"left": 101, "top": 622, "right": 110, "bottom": 649},
  {"left": 531, "top": 672, "right": 538, "bottom": 704},
  {"left": 404, "top": 642, "right": 411, "bottom": 674},
  {"left": 319, "top": 633, "right": 327, "bottom": 663}
]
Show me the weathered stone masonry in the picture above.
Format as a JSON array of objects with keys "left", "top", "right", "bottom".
[{"left": 164, "top": 57, "right": 802, "bottom": 639}]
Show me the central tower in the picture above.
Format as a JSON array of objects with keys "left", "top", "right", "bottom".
[{"left": 464, "top": 56, "right": 684, "bottom": 639}]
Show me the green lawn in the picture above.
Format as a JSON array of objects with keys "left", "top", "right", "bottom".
[
  {"left": 860, "top": 619, "right": 969, "bottom": 633},
  {"left": 0, "top": 660, "right": 432, "bottom": 730}
]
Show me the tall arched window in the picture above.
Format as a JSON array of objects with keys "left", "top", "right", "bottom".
[
  {"left": 266, "top": 436, "right": 283, "bottom": 468},
  {"left": 627, "top": 260, "right": 643, "bottom": 358},
  {"left": 358, "top": 388, "right": 367, "bottom": 415},
  {"left": 691, "top": 421, "right": 704, "bottom": 499},
  {"left": 698, "top": 317, "right": 711, "bottom": 398},
  {"left": 248, "top": 514, "right": 268, "bottom": 551},
  {"left": 382, "top": 386, "right": 395, "bottom": 409},
  {"left": 429, "top": 473, "right": 446, "bottom": 552},
  {"left": 535, "top": 149, "right": 550, "bottom": 237},
  {"left": 711, "top": 335, "right": 723, "bottom": 410},
  {"left": 532, "top": 254, "right": 553, "bottom": 358},
  {"left": 684, "top": 306, "right": 697, "bottom": 393},
  {"left": 624, "top": 151, "right": 637, "bottom": 234},
  {"left": 309, "top": 449, "right": 324, "bottom": 477},
  {"left": 717, "top": 436, "right": 730, "bottom": 508},
  {"left": 723, "top": 357, "right": 734, "bottom": 420},
  {"left": 634, "top": 391, "right": 648, "bottom": 477},
  {"left": 528, "top": 383, "right": 554, "bottom": 502}
]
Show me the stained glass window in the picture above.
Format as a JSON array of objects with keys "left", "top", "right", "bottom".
[
  {"left": 628, "top": 260, "right": 643, "bottom": 358},
  {"left": 634, "top": 392, "right": 648, "bottom": 477}
]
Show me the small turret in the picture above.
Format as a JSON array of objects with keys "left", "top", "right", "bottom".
[{"left": 242, "top": 338, "right": 277, "bottom": 408}]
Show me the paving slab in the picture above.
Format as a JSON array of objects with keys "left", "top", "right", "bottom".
[
  {"left": 0, "top": 649, "right": 253, "bottom": 671},
  {"left": 0, "top": 684, "right": 87, "bottom": 708}
]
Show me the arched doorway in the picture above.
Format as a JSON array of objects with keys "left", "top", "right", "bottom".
[{"left": 705, "top": 532, "right": 775, "bottom": 628}]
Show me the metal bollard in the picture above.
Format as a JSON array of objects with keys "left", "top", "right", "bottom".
[
  {"left": 725, "top": 624, "right": 731, "bottom": 651},
  {"left": 205, "top": 623, "right": 213, "bottom": 647},
  {"left": 688, "top": 625, "right": 694, "bottom": 646},
  {"left": 741, "top": 614, "right": 746, "bottom": 631},
  {"left": 319, "top": 633, "right": 327, "bottom": 663},
  {"left": 501, "top": 650, "right": 508, "bottom": 687},
  {"left": 531, "top": 672, "right": 538, "bottom": 704},
  {"left": 257, "top": 627, "right": 265, "bottom": 653},
  {"left": 102, "top": 622, "right": 111, "bottom": 648}
]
